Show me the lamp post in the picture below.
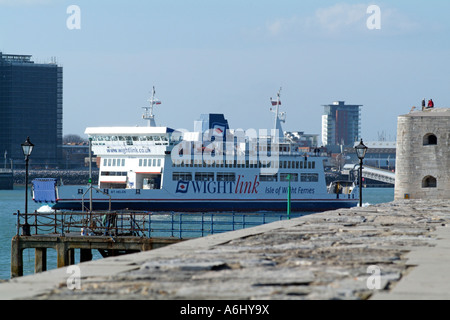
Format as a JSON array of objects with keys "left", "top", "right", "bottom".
[
  {"left": 355, "top": 139, "right": 368, "bottom": 207},
  {"left": 21, "top": 137, "right": 34, "bottom": 236}
]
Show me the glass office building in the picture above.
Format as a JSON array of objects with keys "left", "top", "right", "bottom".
[
  {"left": 321, "top": 101, "right": 362, "bottom": 153},
  {"left": 0, "top": 52, "right": 63, "bottom": 168}
]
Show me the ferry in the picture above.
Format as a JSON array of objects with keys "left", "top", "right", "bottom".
[{"left": 33, "top": 88, "right": 359, "bottom": 212}]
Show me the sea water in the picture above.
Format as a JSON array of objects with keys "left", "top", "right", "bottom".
[{"left": 0, "top": 186, "right": 394, "bottom": 280}]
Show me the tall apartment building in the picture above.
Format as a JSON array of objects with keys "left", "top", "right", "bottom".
[
  {"left": 0, "top": 52, "right": 63, "bottom": 168},
  {"left": 321, "top": 101, "right": 362, "bottom": 153}
]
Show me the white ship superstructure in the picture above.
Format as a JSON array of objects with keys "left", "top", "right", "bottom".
[{"left": 33, "top": 89, "right": 358, "bottom": 212}]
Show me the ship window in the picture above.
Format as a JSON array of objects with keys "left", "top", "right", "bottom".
[
  {"left": 280, "top": 173, "right": 299, "bottom": 182},
  {"left": 422, "top": 176, "right": 437, "bottom": 188},
  {"left": 195, "top": 172, "right": 214, "bottom": 181},
  {"left": 173, "top": 172, "right": 192, "bottom": 181},
  {"left": 112, "top": 159, "right": 116, "bottom": 166},
  {"left": 101, "top": 171, "right": 127, "bottom": 176},
  {"left": 301, "top": 173, "right": 319, "bottom": 182},
  {"left": 121, "top": 159, "right": 125, "bottom": 166},
  {"left": 217, "top": 173, "right": 235, "bottom": 182},
  {"left": 423, "top": 134, "right": 437, "bottom": 146},
  {"left": 103, "top": 158, "right": 107, "bottom": 166},
  {"left": 260, "top": 174, "right": 278, "bottom": 182},
  {"left": 157, "top": 159, "right": 161, "bottom": 166}
]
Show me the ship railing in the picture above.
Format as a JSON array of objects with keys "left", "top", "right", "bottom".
[{"left": 14, "top": 211, "right": 309, "bottom": 240}]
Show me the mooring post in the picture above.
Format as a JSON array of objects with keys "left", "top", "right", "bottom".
[
  {"left": 35, "top": 248, "right": 47, "bottom": 273},
  {"left": 56, "top": 241, "right": 69, "bottom": 268},
  {"left": 16, "top": 210, "right": 20, "bottom": 236},
  {"left": 11, "top": 236, "right": 23, "bottom": 278},
  {"left": 68, "top": 249, "right": 75, "bottom": 266}
]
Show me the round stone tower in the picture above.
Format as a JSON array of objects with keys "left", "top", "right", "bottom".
[{"left": 395, "top": 108, "right": 450, "bottom": 200}]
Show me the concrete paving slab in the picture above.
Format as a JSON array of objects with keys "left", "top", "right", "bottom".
[{"left": 371, "top": 225, "right": 450, "bottom": 300}]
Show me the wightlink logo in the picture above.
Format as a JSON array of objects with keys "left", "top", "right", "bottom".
[{"left": 176, "top": 175, "right": 260, "bottom": 194}]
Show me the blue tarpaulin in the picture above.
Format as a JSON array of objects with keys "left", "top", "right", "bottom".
[{"left": 32, "top": 178, "right": 58, "bottom": 203}]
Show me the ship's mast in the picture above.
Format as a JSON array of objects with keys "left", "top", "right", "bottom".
[
  {"left": 270, "top": 87, "right": 286, "bottom": 142},
  {"left": 142, "top": 86, "right": 161, "bottom": 127}
]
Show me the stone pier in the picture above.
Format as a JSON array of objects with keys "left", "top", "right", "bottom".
[{"left": 2, "top": 199, "right": 450, "bottom": 300}]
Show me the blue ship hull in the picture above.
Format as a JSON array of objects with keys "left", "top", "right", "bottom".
[{"left": 52, "top": 198, "right": 358, "bottom": 212}]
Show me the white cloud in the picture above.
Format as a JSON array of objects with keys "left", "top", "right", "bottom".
[
  {"left": 266, "top": 17, "right": 299, "bottom": 36},
  {"left": 314, "top": 3, "right": 367, "bottom": 33},
  {"left": 265, "top": 3, "right": 420, "bottom": 37}
]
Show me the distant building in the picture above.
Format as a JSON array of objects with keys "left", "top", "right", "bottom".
[
  {"left": 62, "top": 143, "right": 92, "bottom": 169},
  {"left": 344, "top": 141, "right": 396, "bottom": 170},
  {"left": 0, "top": 52, "right": 63, "bottom": 168},
  {"left": 284, "top": 131, "right": 319, "bottom": 150},
  {"left": 321, "top": 101, "right": 362, "bottom": 153}
]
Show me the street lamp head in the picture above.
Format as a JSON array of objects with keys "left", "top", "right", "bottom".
[
  {"left": 355, "top": 139, "right": 368, "bottom": 160},
  {"left": 21, "top": 137, "right": 34, "bottom": 158}
]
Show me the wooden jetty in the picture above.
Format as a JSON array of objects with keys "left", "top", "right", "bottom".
[
  {"left": 11, "top": 234, "right": 181, "bottom": 278},
  {"left": 11, "top": 210, "right": 182, "bottom": 278},
  {"left": 11, "top": 210, "right": 290, "bottom": 279}
]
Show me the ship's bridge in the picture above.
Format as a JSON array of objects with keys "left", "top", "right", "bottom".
[
  {"left": 85, "top": 126, "right": 183, "bottom": 190},
  {"left": 86, "top": 126, "right": 183, "bottom": 154}
]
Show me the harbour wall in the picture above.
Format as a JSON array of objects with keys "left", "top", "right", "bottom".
[
  {"left": 0, "top": 171, "right": 14, "bottom": 189},
  {"left": 13, "top": 169, "right": 99, "bottom": 186},
  {"left": 2, "top": 199, "right": 450, "bottom": 300}
]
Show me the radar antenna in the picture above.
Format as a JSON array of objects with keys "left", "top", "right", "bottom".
[
  {"left": 142, "top": 86, "right": 161, "bottom": 127},
  {"left": 269, "top": 87, "right": 285, "bottom": 141}
]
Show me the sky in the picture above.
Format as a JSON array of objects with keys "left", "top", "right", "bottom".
[{"left": 1, "top": 0, "right": 449, "bottom": 143}]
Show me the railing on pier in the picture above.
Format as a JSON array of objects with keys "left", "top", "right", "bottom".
[{"left": 14, "top": 210, "right": 305, "bottom": 240}]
